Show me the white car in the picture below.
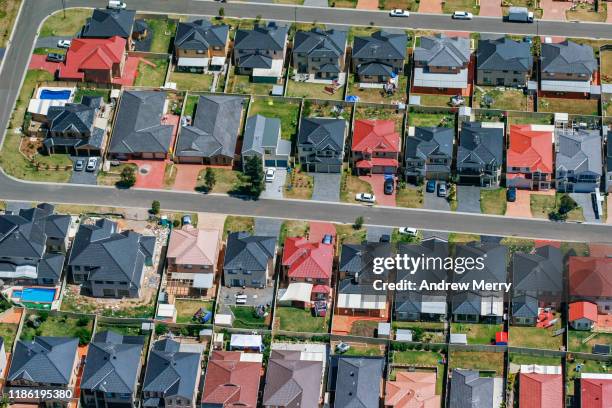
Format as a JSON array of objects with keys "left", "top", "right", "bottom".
[
  {"left": 355, "top": 193, "right": 376, "bottom": 203},
  {"left": 335, "top": 342, "right": 351, "bottom": 354},
  {"left": 265, "top": 168, "right": 276, "bottom": 182},
  {"left": 86, "top": 157, "right": 98, "bottom": 172},
  {"left": 108, "top": 0, "right": 127, "bottom": 9},
  {"left": 57, "top": 40, "right": 72, "bottom": 49},
  {"left": 452, "top": 11, "right": 474, "bottom": 19},
  {"left": 398, "top": 227, "right": 418, "bottom": 236},
  {"left": 389, "top": 9, "right": 410, "bottom": 17}
]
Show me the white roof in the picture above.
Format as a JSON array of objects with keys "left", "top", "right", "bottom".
[
  {"left": 178, "top": 343, "right": 206, "bottom": 353},
  {"left": 421, "top": 299, "right": 447, "bottom": 315},
  {"left": 156, "top": 303, "right": 176, "bottom": 318},
  {"left": 337, "top": 293, "right": 386, "bottom": 310},
  {"left": 480, "top": 296, "right": 503, "bottom": 317},
  {"left": 253, "top": 58, "right": 284, "bottom": 78},
  {"left": 396, "top": 329, "right": 413, "bottom": 342},
  {"left": 279, "top": 282, "right": 312, "bottom": 303},
  {"left": 211, "top": 56, "right": 226, "bottom": 65},
  {"left": 230, "top": 334, "right": 263, "bottom": 349},
  {"left": 193, "top": 273, "right": 214, "bottom": 289},
  {"left": 520, "top": 365, "right": 562, "bottom": 374},
  {"left": 272, "top": 342, "right": 326, "bottom": 362},
  {"left": 541, "top": 79, "right": 591, "bottom": 93},
  {"left": 413, "top": 67, "right": 468, "bottom": 89},
  {"left": 0, "top": 265, "right": 38, "bottom": 279},
  {"left": 28, "top": 99, "right": 67, "bottom": 116},
  {"left": 601, "top": 83, "right": 612, "bottom": 94},
  {"left": 239, "top": 352, "right": 264, "bottom": 362},
  {"left": 377, "top": 322, "right": 391, "bottom": 336},
  {"left": 177, "top": 57, "right": 209, "bottom": 67},
  {"left": 581, "top": 373, "right": 612, "bottom": 379},
  {"left": 213, "top": 332, "right": 224, "bottom": 343},
  {"left": 214, "top": 313, "right": 233, "bottom": 326},
  {"left": 450, "top": 333, "right": 468, "bottom": 344}
]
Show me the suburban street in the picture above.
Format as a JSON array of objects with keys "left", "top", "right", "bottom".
[{"left": 0, "top": 0, "right": 610, "bottom": 242}]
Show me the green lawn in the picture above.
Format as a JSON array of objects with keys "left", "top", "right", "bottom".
[
  {"left": 450, "top": 351, "right": 504, "bottom": 376},
  {"left": 302, "top": 99, "right": 352, "bottom": 121},
  {"left": 0, "top": 0, "right": 22, "bottom": 47},
  {"left": 335, "top": 224, "right": 367, "bottom": 245},
  {"left": 228, "top": 72, "right": 277, "bottom": 96},
  {"left": 566, "top": 358, "right": 612, "bottom": 396},
  {"left": 73, "top": 88, "right": 111, "bottom": 103},
  {"left": 441, "top": 0, "right": 480, "bottom": 14},
  {"left": 175, "top": 299, "right": 215, "bottom": 324},
  {"left": 21, "top": 312, "right": 93, "bottom": 345},
  {"left": 341, "top": 343, "right": 386, "bottom": 356},
  {"left": 473, "top": 87, "right": 529, "bottom": 112},
  {"left": 223, "top": 216, "right": 255, "bottom": 239},
  {"left": 145, "top": 18, "right": 177, "bottom": 54},
  {"left": 134, "top": 58, "right": 170, "bottom": 87},
  {"left": 33, "top": 47, "right": 65, "bottom": 55},
  {"left": 196, "top": 168, "right": 242, "bottom": 194},
  {"left": 286, "top": 79, "right": 344, "bottom": 100},
  {"left": 340, "top": 173, "right": 373, "bottom": 204},
  {"left": 170, "top": 71, "right": 214, "bottom": 92},
  {"left": 480, "top": 188, "right": 506, "bottom": 215},
  {"left": 531, "top": 193, "right": 585, "bottom": 221},
  {"left": 407, "top": 111, "right": 455, "bottom": 128},
  {"left": 350, "top": 320, "right": 379, "bottom": 337},
  {"left": 410, "top": 93, "right": 456, "bottom": 108},
  {"left": 507, "top": 112, "right": 553, "bottom": 126},
  {"left": 379, "top": 0, "right": 419, "bottom": 11},
  {"left": 0, "top": 323, "right": 19, "bottom": 351},
  {"left": 278, "top": 221, "right": 309, "bottom": 246},
  {"left": 230, "top": 305, "right": 269, "bottom": 329},
  {"left": 509, "top": 319, "right": 564, "bottom": 350},
  {"left": 40, "top": 8, "right": 91, "bottom": 37},
  {"left": 249, "top": 97, "right": 300, "bottom": 141},
  {"left": 538, "top": 97, "right": 599, "bottom": 116},
  {"left": 448, "top": 233, "right": 481, "bottom": 243},
  {"left": 568, "top": 330, "right": 612, "bottom": 353},
  {"left": 393, "top": 321, "right": 446, "bottom": 343},
  {"left": 509, "top": 352, "right": 562, "bottom": 367},
  {"left": 451, "top": 323, "right": 502, "bottom": 345},
  {"left": 276, "top": 306, "right": 329, "bottom": 333}
]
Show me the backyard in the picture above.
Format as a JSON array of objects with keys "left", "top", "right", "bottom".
[
  {"left": 275, "top": 306, "right": 330, "bottom": 333},
  {"left": 480, "top": 188, "right": 506, "bottom": 215},
  {"left": 347, "top": 75, "right": 408, "bottom": 104},
  {"left": 507, "top": 111, "right": 553, "bottom": 126},
  {"left": 0, "top": 322, "right": 19, "bottom": 351},
  {"left": 284, "top": 170, "right": 314, "bottom": 199},
  {"left": 410, "top": 93, "right": 455, "bottom": 108},
  {"left": 566, "top": 357, "right": 612, "bottom": 396},
  {"left": 228, "top": 72, "right": 277, "bottom": 96},
  {"left": 355, "top": 105, "right": 405, "bottom": 132},
  {"left": 286, "top": 79, "right": 344, "bottom": 100},
  {"left": 40, "top": 8, "right": 90, "bottom": 37},
  {"left": 393, "top": 321, "right": 446, "bottom": 343},
  {"left": 175, "top": 299, "right": 215, "bottom": 324},
  {"left": 143, "top": 18, "right": 177, "bottom": 53},
  {"left": 450, "top": 350, "right": 505, "bottom": 376},
  {"left": 302, "top": 100, "right": 352, "bottom": 120},
  {"left": 338, "top": 341, "right": 386, "bottom": 356},
  {"left": 538, "top": 97, "right": 599, "bottom": 116},
  {"left": 568, "top": 330, "right": 612, "bottom": 353},
  {"left": 20, "top": 312, "right": 93, "bottom": 345},
  {"left": 451, "top": 322, "right": 502, "bottom": 345},
  {"left": 509, "top": 317, "right": 564, "bottom": 350},
  {"left": 407, "top": 110, "right": 455, "bottom": 128},
  {"left": 508, "top": 352, "right": 562, "bottom": 367},
  {"left": 134, "top": 58, "right": 170, "bottom": 87},
  {"left": 473, "top": 87, "right": 530, "bottom": 111},
  {"left": 169, "top": 71, "right": 214, "bottom": 92},
  {"left": 223, "top": 216, "right": 255, "bottom": 238},
  {"left": 249, "top": 97, "right": 301, "bottom": 141},
  {"left": 278, "top": 220, "right": 309, "bottom": 246},
  {"left": 230, "top": 305, "right": 270, "bottom": 329}
]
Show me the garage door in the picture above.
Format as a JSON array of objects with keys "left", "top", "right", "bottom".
[
  {"left": 276, "top": 160, "right": 288, "bottom": 168},
  {"left": 265, "top": 159, "right": 276, "bottom": 167}
]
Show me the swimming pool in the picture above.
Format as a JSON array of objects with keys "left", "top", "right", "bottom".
[
  {"left": 13, "top": 287, "right": 56, "bottom": 303},
  {"left": 39, "top": 89, "right": 72, "bottom": 100}
]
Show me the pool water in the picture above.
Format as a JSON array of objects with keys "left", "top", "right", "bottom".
[
  {"left": 39, "top": 89, "right": 72, "bottom": 100},
  {"left": 13, "top": 287, "right": 56, "bottom": 303}
]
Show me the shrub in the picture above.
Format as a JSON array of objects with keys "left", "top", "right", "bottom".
[
  {"left": 119, "top": 166, "right": 136, "bottom": 188},
  {"left": 151, "top": 200, "right": 161, "bottom": 215}
]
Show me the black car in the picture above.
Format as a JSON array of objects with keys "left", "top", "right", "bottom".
[
  {"left": 507, "top": 187, "right": 517, "bottom": 202},
  {"left": 379, "top": 234, "right": 391, "bottom": 243},
  {"left": 384, "top": 178, "right": 394, "bottom": 195},
  {"left": 46, "top": 52, "right": 65, "bottom": 63}
]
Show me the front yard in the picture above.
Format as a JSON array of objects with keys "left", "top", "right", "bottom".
[
  {"left": 449, "top": 350, "right": 505, "bottom": 376},
  {"left": 223, "top": 216, "right": 255, "bottom": 238},
  {"left": 169, "top": 71, "right": 214, "bottom": 92},
  {"left": 278, "top": 220, "right": 309, "bottom": 245},
  {"left": 249, "top": 97, "right": 300, "bottom": 141},
  {"left": 340, "top": 171, "right": 373, "bottom": 204},
  {"left": 275, "top": 306, "right": 330, "bottom": 333},
  {"left": 134, "top": 58, "right": 170, "bottom": 87},
  {"left": 530, "top": 193, "right": 585, "bottom": 221},
  {"left": 407, "top": 110, "right": 456, "bottom": 128},
  {"left": 538, "top": 97, "right": 599, "bottom": 116},
  {"left": 196, "top": 167, "right": 242, "bottom": 194},
  {"left": 396, "top": 184, "right": 424, "bottom": 208},
  {"left": 284, "top": 170, "right": 314, "bottom": 199},
  {"left": 480, "top": 188, "right": 506, "bottom": 215},
  {"left": 473, "top": 87, "right": 530, "bottom": 111},
  {"left": 335, "top": 223, "right": 367, "bottom": 245},
  {"left": 40, "top": 8, "right": 91, "bottom": 37},
  {"left": 379, "top": 0, "right": 419, "bottom": 10},
  {"left": 451, "top": 322, "right": 502, "bottom": 345},
  {"left": 565, "top": 2, "right": 606, "bottom": 22},
  {"left": 601, "top": 50, "right": 612, "bottom": 84}
]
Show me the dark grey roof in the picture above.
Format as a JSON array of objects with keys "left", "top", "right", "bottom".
[
  {"left": 357, "top": 62, "right": 394, "bottom": 76},
  {"left": 512, "top": 245, "right": 563, "bottom": 295},
  {"left": 239, "top": 53, "right": 272, "bottom": 69},
  {"left": 68, "top": 218, "right": 155, "bottom": 287},
  {"left": 477, "top": 37, "right": 533, "bottom": 72},
  {"left": 177, "top": 95, "right": 244, "bottom": 158},
  {"left": 224, "top": 231, "right": 276, "bottom": 271},
  {"left": 8, "top": 337, "right": 78, "bottom": 385},
  {"left": 242, "top": 114, "right": 282, "bottom": 155},
  {"left": 109, "top": 90, "right": 174, "bottom": 155},
  {"left": 541, "top": 40, "right": 597, "bottom": 75},
  {"left": 174, "top": 19, "right": 229, "bottom": 51},
  {"left": 449, "top": 369, "right": 495, "bottom": 408},
  {"left": 81, "top": 331, "right": 144, "bottom": 394},
  {"left": 414, "top": 34, "right": 470, "bottom": 67},
  {"left": 352, "top": 31, "right": 407, "bottom": 60},
  {"left": 512, "top": 294, "right": 539, "bottom": 318},
  {"left": 405, "top": 127, "right": 454, "bottom": 161},
  {"left": 38, "top": 253, "right": 66, "bottom": 282},
  {"left": 297, "top": 117, "right": 346, "bottom": 154},
  {"left": 339, "top": 242, "right": 392, "bottom": 296},
  {"left": 457, "top": 122, "right": 504, "bottom": 167},
  {"left": 555, "top": 128, "right": 602, "bottom": 175},
  {"left": 608, "top": 131, "right": 612, "bottom": 172},
  {"left": 327, "top": 356, "right": 384, "bottom": 408},
  {"left": 81, "top": 8, "right": 136, "bottom": 38},
  {"left": 451, "top": 291, "right": 482, "bottom": 315},
  {"left": 47, "top": 102, "right": 97, "bottom": 135},
  {"left": 143, "top": 339, "right": 201, "bottom": 400},
  {"left": 234, "top": 22, "right": 288, "bottom": 51},
  {"left": 293, "top": 28, "right": 346, "bottom": 58},
  {"left": 454, "top": 242, "right": 507, "bottom": 285}
]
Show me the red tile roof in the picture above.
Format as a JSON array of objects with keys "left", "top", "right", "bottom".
[
  {"left": 507, "top": 125, "right": 554, "bottom": 173},
  {"left": 355, "top": 157, "right": 399, "bottom": 168},
  {"left": 59, "top": 36, "right": 126, "bottom": 80},
  {"left": 384, "top": 371, "right": 441, "bottom": 407},
  {"left": 352, "top": 120, "right": 400, "bottom": 154},
  {"left": 202, "top": 351, "right": 261, "bottom": 407},
  {"left": 282, "top": 237, "right": 334, "bottom": 280},
  {"left": 580, "top": 376, "right": 612, "bottom": 408},
  {"left": 519, "top": 373, "right": 563, "bottom": 408},
  {"left": 569, "top": 301, "right": 598, "bottom": 323},
  {"left": 569, "top": 257, "right": 612, "bottom": 298}
]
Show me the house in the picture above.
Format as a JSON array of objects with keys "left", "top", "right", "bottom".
[
  {"left": 569, "top": 256, "right": 612, "bottom": 314},
  {"left": 606, "top": 131, "right": 612, "bottom": 193},
  {"left": 242, "top": 114, "right": 291, "bottom": 169},
  {"left": 451, "top": 242, "right": 507, "bottom": 323},
  {"left": 81, "top": 331, "right": 145, "bottom": 408},
  {"left": 507, "top": 124, "right": 555, "bottom": 190},
  {"left": 68, "top": 218, "right": 156, "bottom": 298},
  {"left": 578, "top": 373, "right": 612, "bottom": 408},
  {"left": 166, "top": 225, "right": 221, "bottom": 297},
  {"left": 476, "top": 37, "right": 533, "bottom": 87},
  {"left": 6, "top": 337, "right": 79, "bottom": 407},
  {"left": 519, "top": 372, "right": 563, "bottom": 408},
  {"left": 174, "top": 19, "right": 229, "bottom": 72},
  {"left": 81, "top": 8, "right": 140, "bottom": 49},
  {"left": 555, "top": 128, "right": 602, "bottom": 193},
  {"left": 540, "top": 41, "right": 597, "bottom": 96},
  {"left": 142, "top": 339, "right": 202, "bottom": 408},
  {"left": 0, "top": 203, "right": 70, "bottom": 286},
  {"left": 394, "top": 238, "right": 449, "bottom": 322},
  {"left": 297, "top": 117, "right": 347, "bottom": 173},
  {"left": 43, "top": 95, "right": 106, "bottom": 156},
  {"left": 449, "top": 369, "right": 503, "bottom": 408},
  {"left": 293, "top": 28, "right": 347, "bottom": 80},
  {"left": 352, "top": 31, "right": 407, "bottom": 83},
  {"left": 233, "top": 22, "right": 289, "bottom": 82},
  {"left": 457, "top": 121, "right": 505, "bottom": 187},
  {"left": 511, "top": 245, "right": 563, "bottom": 326},
  {"left": 262, "top": 349, "right": 324, "bottom": 408},
  {"left": 108, "top": 90, "right": 175, "bottom": 160},
  {"left": 384, "top": 371, "right": 441, "bottom": 408},
  {"left": 175, "top": 95, "right": 245, "bottom": 165},
  {"left": 404, "top": 126, "right": 454, "bottom": 182},
  {"left": 413, "top": 34, "right": 471, "bottom": 91},
  {"left": 59, "top": 36, "right": 126, "bottom": 83},
  {"left": 337, "top": 242, "right": 392, "bottom": 317},
  {"left": 569, "top": 301, "right": 598, "bottom": 330},
  {"left": 201, "top": 350, "right": 262, "bottom": 407},
  {"left": 223, "top": 232, "right": 276, "bottom": 288},
  {"left": 352, "top": 119, "right": 401, "bottom": 175},
  {"left": 328, "top": 356, "right": 384, "bottom": 408}
]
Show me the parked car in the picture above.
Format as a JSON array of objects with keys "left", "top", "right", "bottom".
[
  {"left": 437, "top": 182, "right": 447, "bottom": 197},
  {"left": 322, "top": 234, "right": 333, "bottom": 245},
  {"left": 507, "top": 187, "right": 517, "bottom": 202},
  {"left": 336, "top": 342, "right": 351, "bottom": 354},
  {"left": 398, "top": 227, "right": 418, "bottom": 236},
  {"left": 86, "top": 157, "right": 98, "bottom": 172},
  {"left": 426, "top": 180, "right": 436, "bottom": 193},
  {"left": 57, "top": 39, "right": 71, "bottom": 49},
  {"left": 107, "top": 0, "right": 127, "bottom": 9},
  {"left": 74, "top": 159, "right": 85, "bottom": 171},
  {"left": 46, "top": 53, "right": 64, "bottom": 62},
  {"left": 355, "top": 193, "right": 376, "bottom": 203},
  {"left": 384, "top": 178, "right": 394, "bottom": 195},
  {"left": 389, "top": 9, "right": 410, "bottom": 17},
  {"left": 379, "top": 234, "right": 391, "bottom": 243},
  {"left": 265, "top": 168, "right": 276, "bottom": 183},
  {"left": 452, "top": 11, "right": 473, "bottom": 19}
]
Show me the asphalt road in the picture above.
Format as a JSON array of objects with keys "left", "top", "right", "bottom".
[{"left": 0, "top": 0, "right": 610, "bottom": 243}]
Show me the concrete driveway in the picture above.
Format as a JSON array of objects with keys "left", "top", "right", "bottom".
[
  {"left": 69, "top": 157, "right": 98, "bottom": 185},
  {"left": 456, "top": 185, "right": 482, "bottom": 213},
  {"left": 419, "top": 0, "right": 442, "bottom": 13},
  {"left": 424, "top": 190, "right": 450, "bottom": 211},
  {"left": 366, "top": 225, "right": 393, "bottom": 242},
  {"left": 360, "top": 175, "right": 396, "bottom": 207},
  {"left": 261, "top": 168, "right": 286, "bottom": 199},
  {"left": 570, "top": 193, "right": 599, "bottom": 223},
  {"left": 312, "top": 173, "right": 341, "bottom": 202},
  {"left": 255, "top": 217, "right": 283, "bottom": 238}
]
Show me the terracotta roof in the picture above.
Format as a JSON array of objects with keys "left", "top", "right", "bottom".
[
  {"left": 167, "top": 225, "right": 220, "bottom": 266},
  {"left": 519, "top": 373, "right": 563, "bottom": 408},
  {"left": 202, "top": 351, "right": 261, "bottom": 407},
  {"left": 312, "top": 284, "right": 331, "bottom": 293},
  {"left": 352, "top": 120, "right": 400, "bottom": 154},
  {"left": 384, "top": 371, "right": 441, "bottom": 408},
  {"left": 355, "top": 157, "right": 399, "bottom": 168},
  {"left": 588, "top": 244, "right": 612, "bottom": 258},
  {"left": 569, "top": 301, "right": 598, "bottom": 323},
  {"left": 282, "top": 237, "right": 334, "bottom": 280},
  {"left": 580, "top": 376, "right": 612, "bottom": 408},
  {"left": 508, "top": 125, "right": 554, "bottom": 173},
  {"left": 59, "top": 36, "right": 125, "bottom": 80},
  {"left": 569, "top": 257, "right": 612, "bottom": 298}
]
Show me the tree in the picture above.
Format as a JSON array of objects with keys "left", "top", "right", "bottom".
[
  {"left": 204, "top": 167, "right": 216, "bottom": 192},
  {"left": 353, "top": 216, "right": 364, "bottom": 230},
  {"left": 243, "top": 156, "right": 265, "bottom": 197},
  {"left": 119, "top": 165, "right": 136, "bottom": 188},
  {"left": 74, "top": 327, "right": 91, "bottom": 346},
  {"left": 151, "top": 200, "right": 161, "bottom": 215},
  {"left": 155, "top": 323, "right": 168, "bottom": 336},
  {"left": 218, "top": 7, "right": 225, "bottom": 17}
]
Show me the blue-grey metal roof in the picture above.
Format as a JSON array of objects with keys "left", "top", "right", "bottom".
[
  {"left": 297, "top": 117, "right": 346, "bottom": 154},
  {"left": 174, "top": 19, "right": 229, "bottom": 51},
  {"left": 541, "top": 40, "right": 597, "bottom": 75},
  {"left": 234, "top": 22, "right": 288, "bottom": 51},
  {"left": 242, "top": 114, "right": 282, "bottom": 156},
  {"left": 555, "top": 128, "right": 602, "bottom": 175},
  {"left": 357, "top": 62, "right": 394, "bottom": 76},
  {"left": 414, "top": 34, "right": 470, "bottom": 67},
  {"left": 512, "top": 294, "right": 539, "bottom": 318},
  {"left": 8, "top": 337, "right": 79, "bottom": 385},
  {"left": 512, "top": 245, "right": 563, "bottom": 295},
  {"left": 81, "top": 8, "right": 136, "bottom": 38},
  {"left": 224, "top": 231, "right": 276, "bottom": 272},
  {"left": 405, "top": 126, "right": 454, "bottom": 162},
  {"left": 449, "top": 369, "right": 495, "bottom": 408},
  {"left": 352, "top": 31, "right": 407, "bottom": 60},
  {"left": 327, "top": 356, "right": 384, "bottom": 408},
  {"left": 457, "top": 122, "right": 504, "bottom": 167},
  {"left": 477, "top": 37, "right": 533, "bottom": 72},
  {"left": 293, "top": 28, "right": 346, "bottom": 58}
]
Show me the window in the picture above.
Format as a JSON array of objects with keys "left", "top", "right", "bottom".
[{"left": 196, "top": 50, "right": 205, "bottom": 54}]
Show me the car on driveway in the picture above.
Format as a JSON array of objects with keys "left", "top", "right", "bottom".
[
  {"left": 398, "top": 227, "right": 418, "bottom": 236},
  {"left": 426, "top": 180, "right": 436, "bottom": 193},
  {"left": 389, "top": 9, "right": 410, "bottom": 17},
  {"left": 46, "top": 53, "right": 64, "bottom": 62},
  {"left": 57, "top": 39, "right": 72, "bottom": 48},
  {"left": 74, "top": 159, "right": 85, "bottom": 171},
  {"left": 86, "top": 157, "right": 98, "bottom": 172},
  {"left": 452, "top": 11, "right": 473, "bottom": 19},
  {"left": 265, "top": 168, "right": 276, "bottom": 183},
  {"left": 384, "top": 178, "right": 394, "bottom": 195},
  {"left": 355, "top": 193, "right": 376, "bottom": 203},
  {"left": 507, "top": 187, "right": 517, "bottom": 202},
  {"left": 437, "top": 182, "right": 447, "bottom": 197}
]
